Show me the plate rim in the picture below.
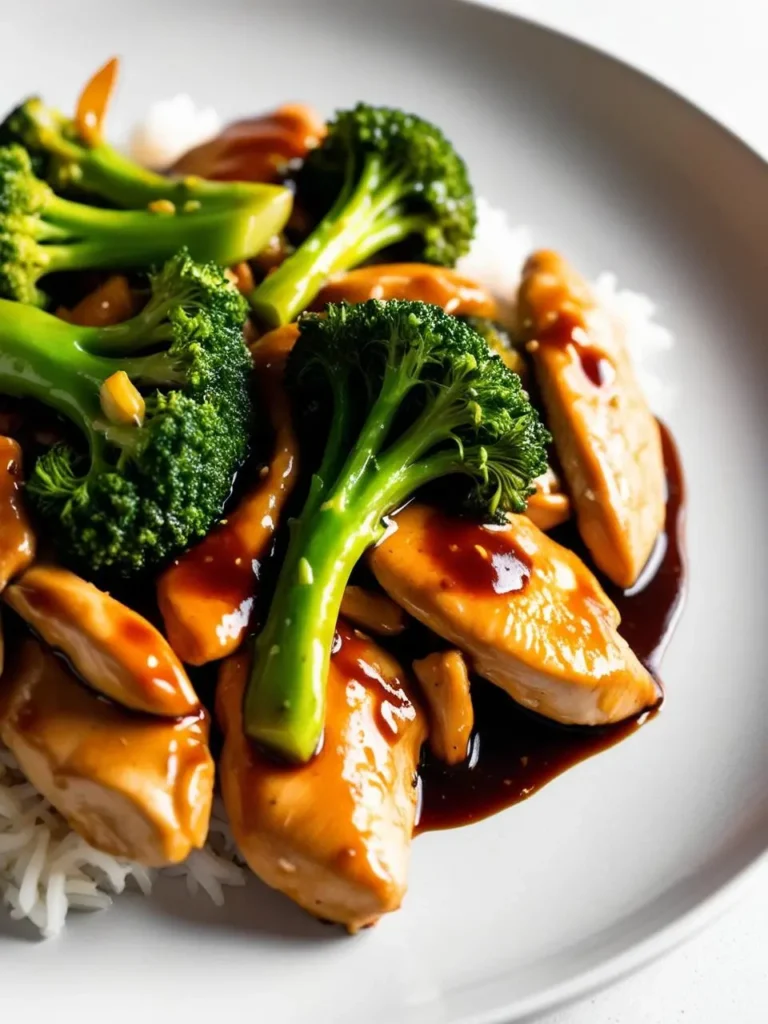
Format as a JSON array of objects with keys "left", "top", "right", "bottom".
[
  {"left": 2, "top": 2, "right": 768, "bottom": 1020},
  {"left": 444, "top": 2, "right": 768, "bottom": 1019}
]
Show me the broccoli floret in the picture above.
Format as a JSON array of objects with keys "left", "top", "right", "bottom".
[
  {"left": 464, "top": 315, "right": 527, "bottom": 376},
  {"left": 248, "top": 103, "right": 476, "bottom": 327},
  {"left": 0, "top": 97, "right": 280, "bottom": 210},
  {"left": 0, "top": 144, "right": 292, "bottom": 305},
  {"left": 243, "top": 299, "right": 549, "bottom": 761},
  {"left": 0, "top": 250, "right": 252, "bottom": 576}
]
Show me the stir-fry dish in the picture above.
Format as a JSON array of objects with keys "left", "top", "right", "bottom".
[{"left": 0, "top": 61, "right": 685, "bottom": 937}]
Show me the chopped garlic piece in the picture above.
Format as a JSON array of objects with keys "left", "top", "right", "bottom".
[{"left": 100, "top": 371, "right": 145, "bottom": 427}]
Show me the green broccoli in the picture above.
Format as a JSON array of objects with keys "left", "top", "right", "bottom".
[
  {"left": 0, "top": 96, "right": 277, "bottom": 210},
  {"left": 243, "top": 299, "right": 549, "bottom": 761},
  {"left": 248, "top": 103, "right": 477, "bottom": 327},
  {"left": 0, "top": 250, "right": 253, "bottom": 577},
  {"left": 0, "top": 144, "right": 292, "bottom": 305}
]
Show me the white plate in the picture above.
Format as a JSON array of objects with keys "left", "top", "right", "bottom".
[{"left": 2, "top": 1, "right": 768, "bottom": 1021}]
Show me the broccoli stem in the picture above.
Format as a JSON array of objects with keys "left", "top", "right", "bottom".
[
  {"left": 249, "top": 156, "right": 417, "bottom": 327},
  {"left": 0, "top": 300, "right": 110, "bottom": 441},
  {"left": 56, "top": 140, "right": 269, "bottom": 211},
  {"left": 39, "top": 187, "right": 291, "bottom": 274},
  {"left": 243, "top": 380, "right": 463, "bottom": 761},
  {"left": 244, "top": 504, "right": 382, "bottom": 761}
]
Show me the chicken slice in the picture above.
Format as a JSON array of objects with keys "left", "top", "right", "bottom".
[
  {"left": 526, "top": 466, "right": 572, "bottom": 532},
  {"left": 518, "top": 250, "right": 665, "bottom": 588},
  {"left": 217, "top": 623, "right": 427, "bottom": 932},
  {"left": 4, "top": 565, "right": 199, "bottom": 717},
  {"left": 412, "top": 650, "right": 474, "bottom": 765},
  {"left": 314, "top": 264, "right": 498, "bottom": 318},
  {"left": 0, "top": 437, "right": 35, "bottom": 593},
  {"left": 340, "top": 585, "right": 408, "bottom": 637},
  {"left": 171, "top": 104, "right": 326, "bottom": 183},
  {"left": 369, "top": 504, "right": 659, "bottom": 726},
  {"left": 0, "top": 638, "right": 213, "bottom": 866},
  {"left": 158, "top": 324, "right": 300, "bottom": 665}
]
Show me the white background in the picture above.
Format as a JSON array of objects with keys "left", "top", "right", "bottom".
[{"left": 484, "top": 2, "right": 768, "bottom": 1021}]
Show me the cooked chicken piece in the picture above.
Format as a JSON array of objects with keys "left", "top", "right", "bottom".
[
  {"left": 0, "top": 638, "right": 213, "bottom": 866},
  {"left": 158, "top": 324, "right": 300, "bottom": 665},
  {"left": 518, "top": 250, "right": 665, "bottom": 588},
  {"left": 217, "top": 623, "right": 427, "bottom": 932},
  {"left": 526, "top": 466, "right": 572, "bottom": 532},
  {"left": 369, "top": 504, "right": 659, "bottom": 726},
  {"left": 412, "top": 650, "right": 474, "bottom": 765},
  {"left": 340, "top": 585, "right": 408, "bottom": 636},
  {"left": 171, "top": 104, "right": 326, "bottom": 182},
  {"left": 525, "top": 491, "right": 571, "bottom": 532},
  {"left": 314, "top": 264, "right": 498, "bottom": 319},
  {"left": 0, "top": 437, "right": 35, "bottom": 593},
  {"left": 4, "top": 565, "right": 199, "bottom": 717}
]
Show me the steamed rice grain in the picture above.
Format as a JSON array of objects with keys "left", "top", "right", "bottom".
[{"left": 0, "top": 746, "right": 246, "bottom": 938}]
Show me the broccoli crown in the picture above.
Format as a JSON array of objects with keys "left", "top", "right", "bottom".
[
  {"left": 0, "top": 99, "right": 73, "bottom": 182},
  {"left": 0, "top": 252, "right": 252, "bottom": 577},
  {"left": 249, "top": 103, "right": 477, "bottom": 327},
  {"left": 291, "top": 299, "right": 549, "bottom": 516},
  {"left": 300, "top": 103, "right": 476, "bottom": 266},
  {"left": 33, "top": 385, "right": 245, "bottom": 578},
  {"left": 0, "top": 144, "right": 56, "bottom": 303}
]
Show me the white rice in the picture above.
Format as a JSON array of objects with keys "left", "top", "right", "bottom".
[
  {"left": 0, "top": 196, "right": 674, "bottom": 941},
  {"left": 129, "top": 95, "right": 221, "bottom": 171},
  {"left": 457, "top": 198, "right": 675, "bottom": 412},
  {"left": 0, "top": 745, "right": 245, "bottom": 938}
]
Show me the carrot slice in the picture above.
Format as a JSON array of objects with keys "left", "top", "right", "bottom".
[
  {"left": 64, "top": 275, "right": 136, "bottom": 328},
  {"left": 75, "top": 57, "right": 119, "bottom": 146},
  {"left": 157, "top": 324, "right": 300, "bottom": 665}
]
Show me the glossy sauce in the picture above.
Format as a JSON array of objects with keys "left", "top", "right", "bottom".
[
  {"left": 332, "top": 622, "right": 418, "bottom": 739},
  {"left": 0, "top": 437, "right": 35, "bottom": 590},
  {"left": 313, "top": 264, "right": 498, "bottom": 319},
  {"left": 537, "top": 309, "right": 615, "bottom": 390},
  {"left": 171, "top": 104, "right": 325, "bottom": 183},
  {"left": 416, "top": 422, "right": 685, "bottom": 831},
  {"left": 424, "top": 514, "right": 532, "bottom": 596}
]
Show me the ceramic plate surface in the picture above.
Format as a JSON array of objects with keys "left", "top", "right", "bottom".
[{"left": 1, "top": 1, "right": 767, "bottom": 1021}]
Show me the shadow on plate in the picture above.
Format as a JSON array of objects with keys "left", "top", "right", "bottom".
[
  {"left": 144, "top": 872, "right": 349, "bottom": 944},
  {"left": 0, "top": 913, "right": 42, "bottom": 944}
]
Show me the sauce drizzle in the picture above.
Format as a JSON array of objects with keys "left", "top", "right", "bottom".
[
  {"left": 425, "top": 515, "right": 532, "bottom": 596},
  {"left": 417, "top": 421, "right": 685, "bottom": 831}
]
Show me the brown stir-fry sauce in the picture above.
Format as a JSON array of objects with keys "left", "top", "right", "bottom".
[
  {"left": 415, "top": 422, "right": 685, "bottom": 831},
  {"left": 314, "top": 264, "right": 498, "bottom": 318},
  {"left": 171, "top": 104, "right": 326, "bottom": 183}
]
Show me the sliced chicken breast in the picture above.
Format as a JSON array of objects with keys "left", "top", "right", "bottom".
[
  {"left": 4, "top": 564, "right": 199, "bottom": 717},
  {"left": 0, "top": 437, "right": 35, "bottom": 593},
  {"left": 314, "top": 264, "right": 497, "bottom": 318},
  {"left": 217, "top": 623, "right": 427, "bottom": 932},
  {"left": 369, "top": 504, "right": 659, "bottom": 726},
  {"left": 0, "top": 638, "right": 213, "bottom": 867},
  {"left": 518, "top": 250, "right": 665, "bottom": 588},
  {"left": 412, "top": 650, "right": 474, "bottom": 765}
]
